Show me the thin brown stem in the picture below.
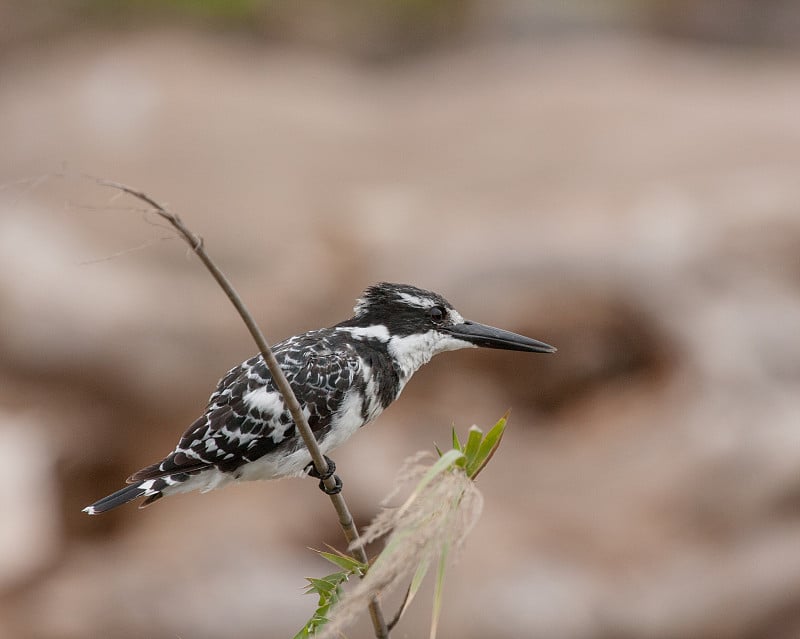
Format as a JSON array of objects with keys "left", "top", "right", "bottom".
[
  {"left": 96, "top": 179, "right": 389, "bottom": 639},
  {"left": 387, "top": 580, "right": 414, "bottom": 632}
]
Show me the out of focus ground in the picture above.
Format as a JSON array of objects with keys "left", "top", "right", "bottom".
[{"left": 1, "top": 4, "right": 800, "bottom": 638}]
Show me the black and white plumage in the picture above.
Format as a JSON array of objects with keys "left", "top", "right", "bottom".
[{"left": 83, "top": 282, "right": 555, "bottom": 514}]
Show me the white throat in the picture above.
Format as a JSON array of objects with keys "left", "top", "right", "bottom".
[{"left": 387, "top": 330, "right": 475, "bottom": 381}]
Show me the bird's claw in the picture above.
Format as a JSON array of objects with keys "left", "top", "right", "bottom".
[
  {"left": 305, "top": 455, "right": 336, "bottom": 480},
  {"left": 318, "top": 474, "right": 343, "bottom": 495},
  {"left": 305, "top": 455, "right": 343, "bottom": 494}
]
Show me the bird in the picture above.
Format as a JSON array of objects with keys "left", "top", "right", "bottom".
[{"left": 83, "top": 282, "right": 555, "bottom": 514}]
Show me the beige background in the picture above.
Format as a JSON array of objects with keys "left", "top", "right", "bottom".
[{"left": 1, "top": 4, "right": 800, "bottom": 638}]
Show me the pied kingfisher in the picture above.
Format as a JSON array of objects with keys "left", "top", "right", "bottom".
[{"left": 84, "top": 282, "right": 555, "bottom": 514}]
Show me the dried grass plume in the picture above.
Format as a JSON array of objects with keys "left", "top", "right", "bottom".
[{"left": 318, "top": 452, "right": 484, "bottom": 638}]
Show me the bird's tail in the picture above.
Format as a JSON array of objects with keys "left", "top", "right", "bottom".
[{"left": 82, "top": 478, "right": 167, "bottom": 515}]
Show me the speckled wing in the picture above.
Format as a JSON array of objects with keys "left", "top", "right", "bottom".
[{"left": 127, "top": 330, "right": 363, "bottom": 483}]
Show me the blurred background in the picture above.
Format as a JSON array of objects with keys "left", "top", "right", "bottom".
[{"left": 1, "top": 1, "right": 800, "bottom": 637}]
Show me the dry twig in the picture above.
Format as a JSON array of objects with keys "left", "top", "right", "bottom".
[{"left": 95, "top": 178, "right": 389, "bottom": 639}]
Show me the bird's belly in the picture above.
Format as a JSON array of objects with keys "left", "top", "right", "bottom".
[
  {"left": 160, "top": 467, "right": 234, "bottom": 496},
  {"left": 320, "top": 389, "right": 380, "bottom": 453},
  {"left": 234, "top": 447, "right": 315, "bottom": 482}
]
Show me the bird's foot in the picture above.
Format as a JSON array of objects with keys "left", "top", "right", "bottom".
[
  {"left": 305, "top": 455, "right": 343, "bottom": 495},
  {"left": 318, "top": 474, "right": 343, "bottom": 495},
  {"left": 305, "top": 455, "right": 336, "bottom": 480}
]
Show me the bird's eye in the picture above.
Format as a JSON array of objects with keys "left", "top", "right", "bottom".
[{"left": 429, "top": 306, "right": 446, "bottom": 324}]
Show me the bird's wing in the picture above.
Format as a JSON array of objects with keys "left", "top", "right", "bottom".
[{"left": 128, "top": 331, "right": 363, "bottom": 482}]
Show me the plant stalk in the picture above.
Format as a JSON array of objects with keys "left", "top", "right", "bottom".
[{"left": 98, "top": 179, "right": 389, "bottom": 639}]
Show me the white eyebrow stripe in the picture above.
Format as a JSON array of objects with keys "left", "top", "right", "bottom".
[
  {"left": 449, "top": 309, "right": 465, "bottom": 324},
  {"left": 397, "top": 292, "right": 435, "bottom": 308}
]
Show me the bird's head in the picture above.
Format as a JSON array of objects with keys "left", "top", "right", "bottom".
[{"left": 341, "top": 282, "right": 555, "bottom": 377}]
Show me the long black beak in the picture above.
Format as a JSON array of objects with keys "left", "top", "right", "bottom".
[{"left": 446, "top": 320, "right": 556, "bottom": 353}]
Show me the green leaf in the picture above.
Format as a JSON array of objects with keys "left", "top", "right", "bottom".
[
  {"left": 429, "top": 541, "right": 450, "bottom": 639},
  {"left": 294, "top": 552, "right": 366, "bottom": 638},
  {"left": 317, "top": 550, "right": 366, "bottom": 574},
  {"left": 463, "top": 425, "right": 483, "bottom": 464},
  {"left": 468, "top": 413, "right": 508, "bottom": 479},
  {"left": 451, "top": 427, "right": 463, "bottom": 452},
  {"left": 305, "top": 576, "right": 338, "bottom": 593},
  {"left": 395, "top": 557, "right": 431, "bottom": 626}
]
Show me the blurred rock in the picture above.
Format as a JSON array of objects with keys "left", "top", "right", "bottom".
[
  {"left": 1, "top": 25, "right": 800, "bottom": 639},
  {"left": 0, "top": 412, "right": 58, "bottom": 591},
  {"left": 649, "top": 0, "right": 800, "bottom": 47}
]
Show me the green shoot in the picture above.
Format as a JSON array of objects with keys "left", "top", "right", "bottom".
[
  {"left": 303, "top": 413, "right": 511, "bottom": 639},
  {"left": 293, "top": 550, "right": 367, "bottom": 639}
]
